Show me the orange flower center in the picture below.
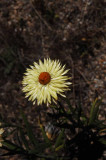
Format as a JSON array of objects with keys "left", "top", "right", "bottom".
[{"left": 39, "top": 72, "right": 51, "bottom": 85}]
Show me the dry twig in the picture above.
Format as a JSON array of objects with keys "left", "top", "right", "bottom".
[{"left": 30, "top": 0, "right": 52, "bottom": 31}]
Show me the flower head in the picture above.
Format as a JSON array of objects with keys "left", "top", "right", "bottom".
[
  {"left": 22, "top": 58, "right": 71, "bottom": 105},
  {"left": 0, "top": 123, "right": 4, "bottom": 147}
]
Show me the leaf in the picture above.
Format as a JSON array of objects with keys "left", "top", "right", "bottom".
[
  {"left": 55, "top": 144, "right": 64, "bottom": 151},
  {"left": 2, "top": 141, "right": 17, "bottom": 150},
  {"left": 80, "top": 116, "right": 88, "bottom": 126},
  {"left": 18, "top": 127, "right": 29, "bottom": 150},
  {"left": 39, "top": 121, "right": 52, "bottom": 150},
  {"left": 89, "top": 98, "right": 102, "bottom": 125},
  {"left": 20, "top": 109, "right": 40, "bottom": 152},
  {"left": 94, "top": 120, "right": 106, "bottom": 130},
  {"left": 1, "top": 141, "right": 26, "bottom": 157},
  {"left": 49, "top": 105, "right": 58, "bottom": 109},
  {"left": 55, "top": 129, "right": 64, "bottom": 149},
  {"left": 99, "top": 138, "right": 106, "bottom": 145},
  {"left": 2, "top": 140, "right": 23, "bottom": 152}
]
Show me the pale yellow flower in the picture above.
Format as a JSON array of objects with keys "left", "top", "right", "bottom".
[
  {"left": 22, "top": 58, "right": 71, "bottom": 105},
  {"left": 0, "top": 123, "right": 4, "bottom": 147}
]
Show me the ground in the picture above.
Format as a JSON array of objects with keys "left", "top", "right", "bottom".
[{"left": 0, "top": 0, "right": 106, "bottom": 159}]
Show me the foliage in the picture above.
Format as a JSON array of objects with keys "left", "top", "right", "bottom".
[{"left": 0, "top": 98, "right": 106, "bottom": 160}]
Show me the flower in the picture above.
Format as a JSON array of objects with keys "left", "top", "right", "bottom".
[
  {"left": 22, "top": 58, "right": 71, "bottom": 105},
  {"left": 0, "top": 123, "right": 4, "bottom": 147}
]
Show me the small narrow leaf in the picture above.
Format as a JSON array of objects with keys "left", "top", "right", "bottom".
[
  {"left": 89, "top": 98, "right": 102, "bottom": 125},
  {"left": 55, "top": 128, "right": 64, "bottom": 149},
  {"left": 99, "top": 138, "right": 106, "bottom": 145},
  {"left": 2, "top": 140, "right": 23, "bottom": 152},
  {"left": 39, "top": 120, "right": 52, "bottom": 149},
  {"left": 19, "top": 127, "right": 29, "bottom": 150},
  {"left": 20, "top": 109, "right": 39, "bottom": 152},
  {"left": 55, "top": 144, "right": 64, "bottom": 151},
  {"left": 2, "top": 141, "right": 17, "bottom": 150}
]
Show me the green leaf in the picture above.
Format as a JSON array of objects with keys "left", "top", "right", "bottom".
[
  {"left": 39, "top": 123, "right": 52, "bottom": 149},
  {"left": 2, "top": 140, "right": 23, "bottom": 152},
  {"left": 2, "top": 141, "right": 17, "bottom": 150},
  {"left": 18, "top": 127, "right": 29, "bottom": 150},
  {"left": 20, "top": 109, "right": 39, "bottom": 152},
  {"left": 55, "top": 144, "right": 64, "bottom": 151},
  {"left": 49, "top": 105, "right": 58, "bottom": 109},
  {"left": 1, "top": 140, "right": 26, "bottom": 157},
  {"left": 99, "top": 138, "right": 106, "bottom": 145},
  {"left": 80, "top": 116, "right": 88, "bottom": 126},
  {"left": 89, "top": 98, "right": 102, "bottom": 125},
  {"left": 94, "top": 120, "right": 106, "bottom": 130},
  {"left": 55, "top": 129, "right": 64, "bottom": 149}
]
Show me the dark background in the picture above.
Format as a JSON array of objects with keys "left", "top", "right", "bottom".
[{"left": 0, "top": 0, "right": 106, "bottom": 159}]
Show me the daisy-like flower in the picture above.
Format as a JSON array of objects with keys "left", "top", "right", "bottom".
[
  {"left": 0, "top": 123, "right": 4, "bottom": 147},
  {"left": 22, "top": 58, "right": 71, "bottom": 105}
]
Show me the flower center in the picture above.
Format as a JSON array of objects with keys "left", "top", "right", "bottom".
[{"left": 39, "top": 72, "right": 51, "bottom": 85}]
